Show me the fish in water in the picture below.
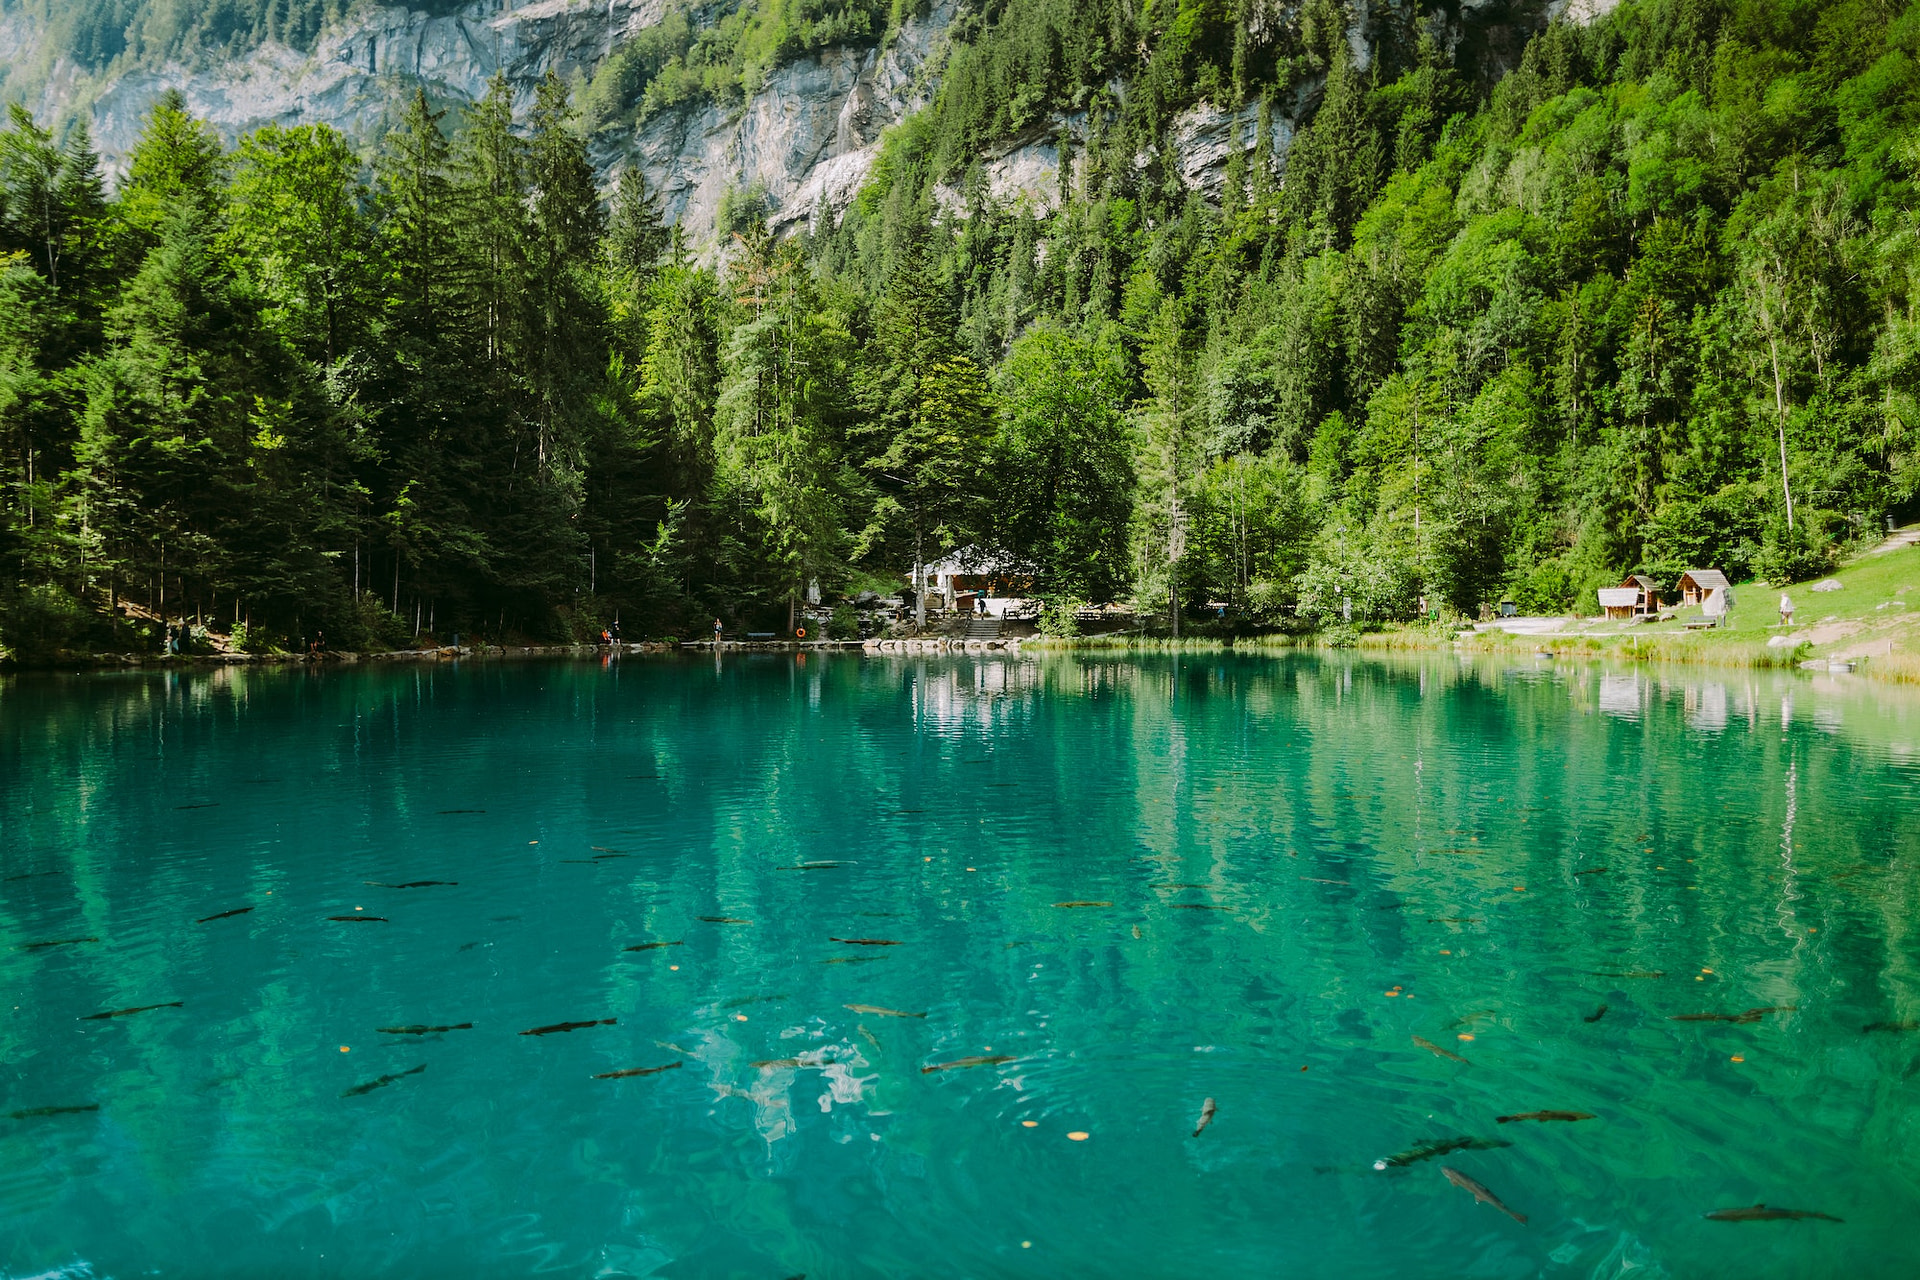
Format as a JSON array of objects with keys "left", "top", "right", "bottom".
[
  {"left": 1669, "top": 1006, "right": 1796, "bottom": 1024},
  {"left": 519, "top": 1018, "right": 617, "bottom": 1036},
  {"left": 377, "top": 1023, "right": 473, "bottom": 1035},
  {"left": 1705, "top": 1204, "right": 1843, "bottom": 1223},
  {"left": 1584, "top": 1004, "right": 1609, "bottom": 1023},
  {"left": 1496, "top": 1110, "right": 1595, "bottom": 1124},
  {"left": 921, "top": 1055, "right": 1016, "bottom": 1074},
  {"left": 174, "top": 802, "right": 219, "bottom": 810},
  {"left": 1054, "top": 901, "right": 1113, "bottom": 908},
  {"left": 1412, "top": 1035, "right": 1470, "bottom": 1064},
  {"left": 845, "top": 1003, "right": 926, "bottom": 1018},
  {"left": 1573, "top": 868, "right": 1609, "bottom": 877},
  {"left": 779, "top": 861, "right": 848, "bottom": 870},
  {"left": 8, "top": 1104, "right": 99, "bottom": 1119},
  {"left": 829, "top": 937, "right": 902, "bottom": 946},
  {"left": 752, "top": 1053, "right": 839, "bottom": 1069},
  {"left": 1441, "top": 1166, "right": 1527, "bottom": 1224},
  {"left": 1863, "top": 1020, "right": 1920, "bottom": 1033},
  {"left": 20, "top": 937, "right": 97, "bottom": 950},
  {"left": 624, "top": 941, "right": 683, "bottom": 952},
  {"left": 3, "top": 871, "right": 62, "bottom": 881},
  {"left": 1374, "top": 1136, "right": 1511, "bottom": 1169},
  {"left": 1300, "top": 877, "right": 1349, "bottom": 885},
  {"left": 856, "top": 1025, "right": 882, "bottom": 1051},
  {"left": 327, "top": 915, "right": 389, "bottom": 923},
  {"left": 590, "top": 854, "right": 629, "bottom": 861},
  {"left": 1712, "top": 1205, "right": 1843, "bottom": 1228},
  {"left": 699, "top": 917, "right": 752, "bottom": 924},
  {"left": 342, "top": 1063, "right": 427, "bottom": 1097},
  {"left": 364, "top": 880, "right": 458, "bottom": 888},
  {"left": 593, "top": 1062, "right": 682, "bottom": 1079},
  {"left": 1588, "top": 970, "right": 1664, "bottom": 979},
  {"left": 1449, "top": 1011, "right": 1495, "bottom": 1028},
  {"left": 1170, "top": 904, "right": 1229, "bottom": 911},
  {"left": 81, "top": 1001, "right": 182, "bottom": 1020},
  {"left": 197, "top": 908, "right": 253, "bottom": 922},
  {"left": 822, "top": 956, "right": 886, "bottom": 966},
  {"left": 1192, "top": 1097, "right": 1217, "bottom": 1138}
]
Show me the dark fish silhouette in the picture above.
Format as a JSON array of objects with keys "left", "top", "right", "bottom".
[
  {"left": 700, "top": 916, "right": 752, "bottom": 924},
  {"left": 752, "top": 1054, "right": 838, "bottom": 1069},
  {"left": 3, "top": 871, "right": 61, "bottom": 881},
  {"left": 197, "top": 908, "right": 253, "bottom": 922},
  {"left": 1170, "top": 904, "right": 1228, "bottom": 911},
  {"left": 342, "top": 1063, "right": 427, "bottom": 1097},
  {"left": 922, "top": 1055, "right": 1016, "bottom": 1073},
  {"left": 376, "top": 1023, "right": 472, "bottom": 1035},
  {"left": 779, "top": 861, "right": 847, "bottom": 870},
  {"left": 327, "top": 915, "right": 389, "bottom": 922},
  {"left": 822, "top": 956, "right": 886, "bottom": 966},
  {"left": 1704, "top": 1204, "right": 1842, "bottom": 1223},
  {"left": 436, "top": 809, "right": 486, "bottom": 814},
  {"left": 8, "top": 1104, "right": 99, "bottom": 1119},
  {"left": 364, "top": 881, "right": 457, "bottom": 888},
  {"left": 1863, "top": 1020, "right": 1919, "bottom": 1032},
  {"left": 1584, "top": 1004, "right": 1609, "bottom": 1023},
  {"left": 1373, "top": 1135, "right": 1510, "bottom": 1169},
  {"left": 844, "top": 1003, "right": 924, "bottom": 1018},
  {"left": 1412, "top": 1035, "right": 1469, "bottom": 1063},
  {"left": 1669, "top": 1006, "right": 1795, "bottom": 1024},
  {"left": 591, "top": 854, "right": 630, "bottom": 861},
  {"left": 594, "top": 1061, "right": 682, "bottom": 1079},
  {"left": 1300, "top": 877, "right": 1349, "bottom": 885},
  {"left": 519, "top": 1018, "right": 617, "bottom": 1036},
  {"left": 1441, "top": 1166, "right": 1527, "bottom": 1223},
  {"left": 1573, "top": 868, "right": 1610, "bottom": 876},
  {"left": 624, "top": 941, "right": 683, "bottom": 951},
  {"left": 20, "top": 937, "right": 97, "bottom": 950},
  {"left": 1496, "top": 1110, "right": 1594, "bottom": 1124},
  {"left": 1054, "top": 901, "right": 1112, "bottom": 908},
  {"left": 830, "top": 937, "right": 901, "bottom": 945},
  {"left": 1192, "top": 1097, "right": 1217, "bottom": 1138},
  {"left": 174, "top": 803, "right": 219, "bottom": 810},
  {"left": 82, "top": 1001, "right": 182, "bottom": 1020}
]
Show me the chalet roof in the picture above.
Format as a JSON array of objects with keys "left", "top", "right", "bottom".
[
  {"left": 922, "top": 545, "right": 1031, "bottom": 576},
  {"left": 1623, "top": 574, "right": 1657, "bottom": 592},
  {"left": 1679, "top": 568, "right": 1731, "bottom": 591},
  {"left": 1596, "top": 588, "right": 1642, "bottom": 607}
]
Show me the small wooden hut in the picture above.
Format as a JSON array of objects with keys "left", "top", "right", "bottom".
[
  {"left": 1596, "top": 574, "right": 1659, "bottom": 620},
  {"left": 1677, "top": 569, "right": 1731, "bottom": 609}
]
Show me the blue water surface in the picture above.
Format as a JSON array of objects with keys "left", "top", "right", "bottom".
[{"left": 3, "top": 653, "right": 1919, "bottom": 1278}]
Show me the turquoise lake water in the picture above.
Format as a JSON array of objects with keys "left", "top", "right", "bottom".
[{"left": 3, "top": 653, "right": 1919, "bottom": 1278}]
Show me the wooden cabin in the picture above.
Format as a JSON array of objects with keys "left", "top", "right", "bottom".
[
  {"left": 1596, "top": 575, "right": 1659, "bottom": 620},
  {"left": 1677, "top": 569, "right": 1733, "bottom": 615}
]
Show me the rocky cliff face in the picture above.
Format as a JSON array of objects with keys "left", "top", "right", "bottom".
[{"left": 1, "top": 0, "right": 1595, "bottom": 246}]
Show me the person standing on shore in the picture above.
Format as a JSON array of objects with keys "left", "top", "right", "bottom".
[
  {"left": 713, "top": 617, "right": 723, "bottom": 643},
  {"left": 1779, "top": 593, "right": 1794, "bottom": 626}
]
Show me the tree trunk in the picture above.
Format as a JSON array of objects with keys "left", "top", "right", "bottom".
[
  {"left": 1767, "top": 336, "right": 1796, "bottom": 531},
  {"left": 913, "top": 525, "right": 926, "bottom": 632}
]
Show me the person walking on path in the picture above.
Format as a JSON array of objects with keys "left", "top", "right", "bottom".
[
  {"left": 1779, "top": 593, "right": 1794, "bottom": 627},
  {"left": 712, "top": 617, "right": 723, "bottom": 643}
]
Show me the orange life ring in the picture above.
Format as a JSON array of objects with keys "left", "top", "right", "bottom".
[{"left": 796, "top": 627, "right": 807, "bottom": 638}]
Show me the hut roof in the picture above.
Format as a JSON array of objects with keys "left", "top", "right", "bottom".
[
  {"left": 1680, "top": 569, "right": 1731, "bottom": 591},
  {"left": 922, "top": 545, "right": 1032, "bottom": 577},
  {"left": 1596, "top": 588, "right": 1642, "bottom": 608},
  {"left": 1623, "top": 574, "right": 1657, "bottom": 592}
]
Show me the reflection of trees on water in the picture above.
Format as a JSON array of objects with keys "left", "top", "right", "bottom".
[{"left": 4, "top": 655, "right": 1920, "bottom": 1251}]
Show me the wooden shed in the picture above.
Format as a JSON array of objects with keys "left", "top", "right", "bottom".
[
  {"left": 1597, "top": 574, "right": 1659, "bottom": 620},
  {"left": 1677, "top": 569, "right": 1731, "bottom": 609}
]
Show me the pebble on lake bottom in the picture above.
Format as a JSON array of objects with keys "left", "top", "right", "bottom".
[{"left": 1067, "top": 1131, "right": 1089, "bottom": 1141}]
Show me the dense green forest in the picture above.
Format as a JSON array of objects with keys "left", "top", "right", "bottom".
[{"left": 2, "top": 0, "right": 1919, "bottom": 658}]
